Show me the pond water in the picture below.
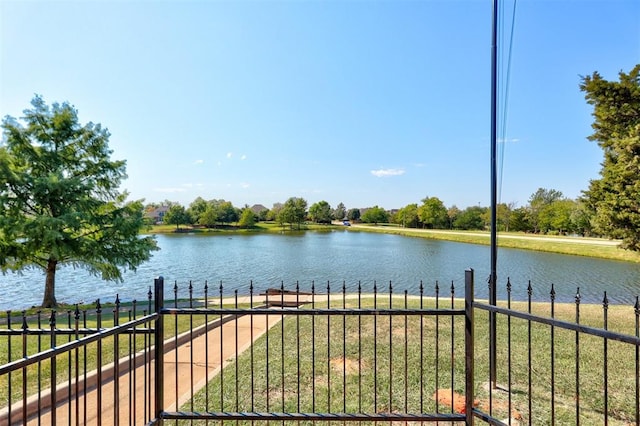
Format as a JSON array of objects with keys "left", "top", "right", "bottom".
[{"left": 2, "top": 230, "right": 640, "bottom": 310}]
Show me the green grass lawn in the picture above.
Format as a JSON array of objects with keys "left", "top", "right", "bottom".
[{"left": 181, "top": 297, "right": 638, "bottom": 425}]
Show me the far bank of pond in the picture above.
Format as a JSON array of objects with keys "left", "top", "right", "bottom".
[
  {"left": 149, "top": 222, "right": 640, "bottom": 263},
  {"left": 4, "top": 230, "right": 640, "bottom": 311}
]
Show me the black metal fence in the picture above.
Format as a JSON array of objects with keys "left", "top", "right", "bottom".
[
  {"left": 1, "top": 271, "right": 639, "bottom": 425},
  {"left": 0, "top": 295, "right": 158, "bottom": 425},
  {"left": 475, "top": 279, "right": 640, "bottom": 425}
]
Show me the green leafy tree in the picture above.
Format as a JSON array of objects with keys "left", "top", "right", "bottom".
[
  {"left": 347, "top": 208, "right": 361, "bottom": 222},
  {"left": 278, "top": 197, "right": 307, "bottom": 230},
  {"left": 333, "top": 202, "right": 347, "bottom": 221},
  {"left": 217, "top": 201, "right": 239, "bottom": 225},
  {"left": 238, "top": 208, "right": 256, "bottom": 229},
  {"left": 187, "top": 197, "right": 209, "bottom": 225},
  {"left": 570, "top": 200, "right": 594, "bottom": 237},
  {"left": 309, "top": 200, "right": 333, "bottom": 224},
  {"left": 393, "top": 203, "right": 419, "bottom": 228},
  {"left": 481, "top": 202, "right": 513, "bottom": 232},
  {"left": 528, "top": 188, "right": 564, "bottom": 233},
  {"left": 361, "top": 206, "right": 389, "bottom": 225},
  {"left": 581, "top": 65, "right": 640, "bottom": 250},
  {"left": 418, "top": 196, "right": 448, "bottom": 229},
  {"left": 0, "top": 96, "right": 158, "bottom": 307},
  {"left": 454, "top": 206, "right": 486, "bottom": 230},
  {"left": 257, "top": 208, "right": 269, "bottom": 222},
  {"left": 164, "top": 204, "right": 190, "bottom": 230},
  {"left": 509, "top": 207, "right": 532, "bottom": 232},
  {"left": 498, "top": 202, "right": 515, "bottom": 232},
  {"left": 447, "top": 206, "right": 461, "bottom": 230},
  {"left": 538, "top": 199, "right": 576, "bottom": 234},
  {"left": 267, "top": 203, "right": 283, "bottom": 222},
  {"left": 199, "top": 204, "right": 218, "bottom": 228}
]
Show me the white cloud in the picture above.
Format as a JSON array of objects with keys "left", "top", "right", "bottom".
[
  {"left": 194, "top": 159, "right": 204, "bottom": 165},
  {"left": 370, "top": 168, "right": 405, "bottom": 177},
  {"left": 227, "top": 152, "right": 233, "bottom": 158},
  {"left": 240, "top": 182, "right": 250, "bottom": 188},
  {"left": 498, "top": 138, "right": 520, "bottom": 143},
  {"left": 217, "top": 161, "right": 222, "bottom": 166},
  {"left": 241, "top": 154, "right": 247, "bottom": 160}
]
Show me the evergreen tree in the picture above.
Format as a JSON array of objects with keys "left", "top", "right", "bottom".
[
  {"left": 0, "top": 96, "right": 157, "bottom": 307},
  {"left": 581, "top": 65, "right": 640, "bottom": 249}
]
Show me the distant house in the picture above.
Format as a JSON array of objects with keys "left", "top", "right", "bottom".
[
  {"left": 145, "top": 205, "right": 170, "bottom": 224},
  {"left": 250, "top": 204, "right": 269, "bottom": 215}
]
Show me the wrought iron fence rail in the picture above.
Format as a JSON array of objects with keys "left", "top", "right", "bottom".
[
  {"left": 162, "top": 307, "right": 466, "bottom": 316},
  {"left": 0, "top": 314, "right": 156, "bottom": 376},
  {"left": 0, "top": 326, "right": 154, "bottom": 337},
  {"left": 161, "top": 411, "right": 467, "bottom": 422},
  {"left": 472, "top": 408, "right": 510, "bottom": 426},
  {"left": 475, "top": 301, "right": 640, "bottom": 345}
]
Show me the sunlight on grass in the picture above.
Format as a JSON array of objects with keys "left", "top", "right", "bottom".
[{"left": 179, "top": 296, "right": 638, "bottom": 425}]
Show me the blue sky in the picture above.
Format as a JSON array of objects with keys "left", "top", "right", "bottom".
[{"left": 1, "top": 0, "right": 639, "bottom": 212}]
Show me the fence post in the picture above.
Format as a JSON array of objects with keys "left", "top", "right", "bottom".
[
  {"left": 465, "top": 269, "right": 475, "bottom": 426},
  {"left": 154, "top": 277, "right": 164, "bottom": 425}
]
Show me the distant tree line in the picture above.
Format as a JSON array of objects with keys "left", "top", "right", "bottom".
[
  {"left": 147, "top": 198, "right": 356, "bottom": 230},
  {"left": 390, "top": 189, "right": 593, "bottom": 235},
  {"left": 146, "top": 186, "right": 593, "bottom": 236}
]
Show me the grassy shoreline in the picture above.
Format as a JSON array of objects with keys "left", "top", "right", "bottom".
[{"left": 148, "top": 222, "right": 640, "bottom": 263}]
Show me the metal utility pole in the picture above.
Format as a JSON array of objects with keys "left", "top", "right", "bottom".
[{"left": 489, "top": 0, "right": 499, "bottom": 388}]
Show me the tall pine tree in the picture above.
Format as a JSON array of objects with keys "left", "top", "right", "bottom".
[{"left": 581, "top": 65, "right": 640, "bottom": 249}]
